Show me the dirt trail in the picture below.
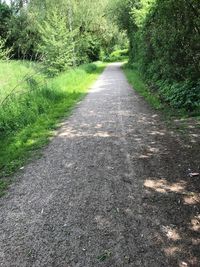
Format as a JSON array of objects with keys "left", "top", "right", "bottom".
[{"left": 0, "top": 63, "right": 199, "bottom": 267}]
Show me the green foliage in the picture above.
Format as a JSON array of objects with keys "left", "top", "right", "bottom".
[
  {"left": 0, "top": 2, "right": 12, "bottom": 38},
  {"left": 140, "top": 0, "right": 200, "bottom": 82},
  {"left": 0, "top": 0, "right": 126, "bottom": 67},
  {"left": 111, "top": 0, "right": 200, "bottom": 113},
  {"left": 158, "top": 80, "right": 200, "bottom": 111},
  {"left": 2, "top": 4, "right": 40, "bottom": 60},
  {"left": 108, "top": 49, "right": 128, "bottom": 62},
  {"left": 0, "top": 37, "right": 11, "bottom": 60},
  {"left": 37, "top": 9, "right": 74, "bottom": 76},
  {"left": 0, "top": 60, "right": 40, "bottom": 100},
  {"left": 139, "top": 0, "right": 200, "bottom": 112}
]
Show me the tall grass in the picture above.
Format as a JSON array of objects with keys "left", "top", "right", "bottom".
[
  {"left": 0, "top": 61, "right": 106, "bottom": 195},
  {"left": 0, "top": 60, "right": 41, "bottom": 100}
]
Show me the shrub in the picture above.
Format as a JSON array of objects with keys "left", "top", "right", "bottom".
[
  {"left": 108, "top": 49, "right": 128, "bottom": 62},
  {"left": 158, "top": 80, "right": 200, "bottom": 111},
  {"left": 83, "top": 63, "right": 97, "bottom": 73}
]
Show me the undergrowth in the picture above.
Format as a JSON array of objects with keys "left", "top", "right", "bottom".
[{"left": 123, "top": 63, "right": 200, "bottom": 118}]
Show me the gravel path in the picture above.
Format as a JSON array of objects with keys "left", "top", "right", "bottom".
[{"left": 0, "top": 63, "right": 199, "bottom": 267}]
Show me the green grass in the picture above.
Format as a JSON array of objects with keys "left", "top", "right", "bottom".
[
  {"left": 0, "top": 60, "right": 106, "bottom": 195},
  {"left": 0, "top": 60, "right": 42, "bottom": 101},
  {"left": 123, "top": 64, "right": 162, "bottom": 110}
]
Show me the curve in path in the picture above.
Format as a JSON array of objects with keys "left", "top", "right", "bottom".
[{"left": 0, "top": 63, "right": 199, "bottom": 267}]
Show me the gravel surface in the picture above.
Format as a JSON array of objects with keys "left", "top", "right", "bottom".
[{"left": 0, "top": 63, "right": 199, "bottom": 267}]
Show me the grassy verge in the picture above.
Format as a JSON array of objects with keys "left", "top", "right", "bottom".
[
  {"left": 0, "top": 61, "right": 106, "bottom": 195},
  {"left": 122, "top": 64, "right": 195, "bottom": 117},
  {"left": 123, "top": 65, "right": 163, "bottom": 110},
  {"left": 123, "top": 64, "right": 200, "bottom": 136},
  {"left": 0, "top": 60, "right": 40, "bottom": 100}
]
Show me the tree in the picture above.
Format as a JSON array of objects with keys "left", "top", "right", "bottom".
[
  {"left": 0, "top": 2, "right": 13, "bottom": 38},
  {"left": 37, "top": 8, "right": 74, "bottom": 75}
]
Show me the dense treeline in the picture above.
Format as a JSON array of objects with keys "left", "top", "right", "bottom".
[
  {"left": 110, "top": 0, "right": 200, "bottom": 111},
  {"left": 0, "top": 0, "right": 127, "bottom": 74}
]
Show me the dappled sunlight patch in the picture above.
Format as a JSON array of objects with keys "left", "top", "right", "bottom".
[
  {"left": 59, "top": 127, "right": 79, "bottom": 138},
  {"left": 148, "top": 146, "right": 160, "bottom": 153},
  {"left": 179, "top": 261, "right": 189, "bottom": 267},
  {"left": 164, "top": 246, "right": 181, "bottom": 256},
  {"left": 189, "top": 215, "right": 200, "bottom": 232},
  {"left": 116, "top": 110, "right": 133, "bottom": 117},
  {"left": 191, "top": 238, "right": 200, "bottom": 245},
  {"left": 163, "top": 245, "right": 198, "bottom": 266},
  {"left": 59, "top": 126, "right": 114, "bottom": 139},
  {"left": 94, "top": 132, "right": 111, "bottom": 138},
  {"left": 188, "top": 125, "right": 195, "bottom": 129},
  {"left": 183, "top": 193, "right": 200, "bottom": 205},
  {"left": 144, "top": 178, "right": 186, "bottom": 194},
  {"left": 190, "top": 134, "right": 199, "bottom": 138},
  {"left": 190, "top": 138, "right": 199, "bottom": 144},
  {"left": 149, "top": 130, "right": 166, "bottom": 136},
  {"left": 161, "top": 225, "right": 181, "bottom": 241},
  {"left": 138, "top": 145, "right": 160, "bottom": 159},
  {"left": 137, "top": 116, "right": 155, "bottom": 125},
  {"left": 179, "top": 258, "right": 199, "bottom": 267},
  {"left": 143, "top": 176, "right": 200, "bottom": 265},
  {"left": 90, "top": 86, "right": 106, "bottom": 93},
  {"left": 188, "top": 132, "right": 200, "bottom": 144},
  {"left": 94, "top": 124, "right": 103, "bottom": 129},
  {"left": 139, "top": 154, "right": 151, "bottom": 159},
  {"left": 152, "top": 114, "right": 158, "bottom": 118}
]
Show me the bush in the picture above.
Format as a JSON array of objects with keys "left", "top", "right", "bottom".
[
  {"left": 108, "top": 49, "right": 128, "bottom": 62},
  {"left": 83, "top": 63, "right": 97, "bottom": 73},
  {"left": 158, "top": 80, "right": 200, "bottom": 111}
]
